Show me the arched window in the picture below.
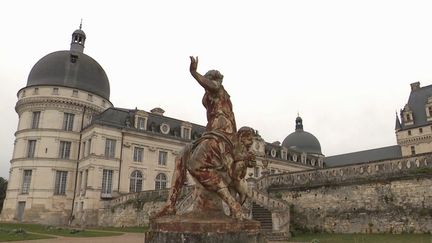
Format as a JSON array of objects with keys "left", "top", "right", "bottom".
[
  {"left": 155, "top": 173, "right": 167, "bottom": 190},
  {"left": 129, "top": 170, "right": 143, "bottom": 193}
]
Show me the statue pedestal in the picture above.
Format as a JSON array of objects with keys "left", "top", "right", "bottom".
[{"left": 146, "top": 212, "right": 265, "bottom": 243}]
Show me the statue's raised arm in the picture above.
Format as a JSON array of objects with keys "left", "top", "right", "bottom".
[{"left": 190, "top": 56, "right": 221, "bottom": 92}]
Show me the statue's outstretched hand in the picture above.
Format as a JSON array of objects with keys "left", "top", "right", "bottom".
[{"left": 190, "top": 56, "right": 198, "bottom": 73}]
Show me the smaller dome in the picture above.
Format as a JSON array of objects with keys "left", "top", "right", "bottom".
[
  {"left": 72, "top": 29, "right": 86, "bottom": 37},
  {"left": 282, "top": 116, "right": 322, "bottom": 155}
]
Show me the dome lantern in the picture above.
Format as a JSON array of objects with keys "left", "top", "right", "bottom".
[{"left": 70, "top": 20, "right": 86, "bottom": 53}]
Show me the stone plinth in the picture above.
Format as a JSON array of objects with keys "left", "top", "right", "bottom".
[{"left": 146, "top": 212, "right": 265, "bottom": 243}]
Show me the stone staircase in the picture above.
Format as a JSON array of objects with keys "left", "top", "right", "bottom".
[
  {"left": 252, "top": 202, "right": 273, "bottom": 231},
  {"left": 252, "top": 202, "right": 290, "bottom": 241}
]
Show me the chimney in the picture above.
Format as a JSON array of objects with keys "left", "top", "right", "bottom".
[
  {"left": 150, "top": 107, "right": 165, "bottom": 116},
  {"left": 410, "top": 82, "right": 421, "bottom": 91}
]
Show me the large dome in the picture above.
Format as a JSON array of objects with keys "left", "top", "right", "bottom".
[
  {"left": 26, "top": 28, "right": 110, "bottom": 100},
  {"left": 282, "top": 116, "right": 322, "bottom": 155}
]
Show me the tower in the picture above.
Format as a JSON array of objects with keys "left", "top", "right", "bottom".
[{"left": 0, "top": 26, "right": 112, "bottom": 224}]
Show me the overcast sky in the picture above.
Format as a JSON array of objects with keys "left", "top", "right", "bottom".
[{"left": 1, "top": 0, "right": 432, "bottom": 178}]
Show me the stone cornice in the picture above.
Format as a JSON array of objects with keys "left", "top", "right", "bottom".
[
  {"left": 15, "top": 96, "right": 104, "bottom": 114},
  {"left": 15, "top": 128, "right": 81, "bottom": 137},
  {"left": 398, "top": 134, "right": 432, "bottom": 146}
]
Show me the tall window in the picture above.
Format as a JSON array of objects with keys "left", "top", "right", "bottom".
[
  {"left": 133, "top": 147, "right": 144, "bottom": 162},
  {"left": 87, "top": 139, "right": 92, "bottom": 156},
  {"left": 83, "top": 169, "right": 88, "bottom": 195},
  {"left": 77, "top": 171, "right": 83, "bottom": 195},
  {"left": 59, "top": 141, "right": 71, "bottom": 159},
  {"left": 54, "top": 171, "right": 68, "bottom": 195},
  {"left": 105, "top": 139, "right": 116, "bottom": 158},
  {"left": 158, "top": 151, "right": 167, "bottom": 166},
  {"left": 137, "top": 117, "right": 146, "bottom": 130},
  {"left": 31, "top": 111, "right": 40, "bottom": 129},
  {"left": 155, "top": 173, "right": 167, "bottom": 190},
  {"left": 254, "top": 167, "right": 260, "bottom": 177},
  {"left": 27, "top": 140, "right": 36, "bottom": 158},
  {"left": 411, "top": 146, "right": 416, "bottom": 155},
  {"left": 129, "top": 170, "right": 143, "bottom": 193},
  {"left": 21, "top": 170, "right": 32, "bottom": 194},
  {"left": 429, "top": 106, "right": 432, "bottom": 117},
  {"left": 101, "top": 169, "right": 113, "bottom": 196},
  {"left": 63, "top": 113, "right": 75, "bottom": 131}
]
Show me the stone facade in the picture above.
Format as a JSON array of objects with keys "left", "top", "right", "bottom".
[{"left": 260, "top": 153, "right": 432, "bottom": 233}]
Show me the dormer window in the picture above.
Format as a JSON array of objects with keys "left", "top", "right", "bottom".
[
  {"left": 180, "top": 122, "right": 193, "bottom": 140},
  {"left": 137, "top": 117, "right": 147, "bottom": 130},
  {"left": 181, "top": 127, "right": 191, "bottom": 140},
  {"left": 160, "top": 123, "right": 170, "bottom": 135},
  {"left": 406, "top": 114, "right": 411, "bottom": 121}
]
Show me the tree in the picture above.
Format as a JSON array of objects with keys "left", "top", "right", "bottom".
[{"left": 0, "top": 177, "right": 7, "bottom": 213}]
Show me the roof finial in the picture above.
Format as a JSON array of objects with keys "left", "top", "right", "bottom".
[
  {"left": 297, "top": 111, "right": 300, "bottom": 117},
  {"left": 79, "top": 19, "right": 83, "bottom": 30}
]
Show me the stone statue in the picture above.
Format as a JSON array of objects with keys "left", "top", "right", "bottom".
[{"left": 155, "top": 57, "right": 256, "bottom": 220}]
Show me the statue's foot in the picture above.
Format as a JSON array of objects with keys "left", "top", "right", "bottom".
[{"left": 152, "top": 205, "right": 176, "bottom": 219}]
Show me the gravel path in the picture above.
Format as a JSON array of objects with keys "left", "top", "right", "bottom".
[{"left": 11, "top": 233, "right": 145, "bottom": 243}]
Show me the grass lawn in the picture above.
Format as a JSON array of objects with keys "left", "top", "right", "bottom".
[
  {"left": 290, "top": 233, "right": 432, "bottom": 243},
  {"left": 92, "top": 226, "right": 148, "bottom": 233},
  {"left": 0, "top": 230, "right": 55, "bottom": 242},
  {"left": 0, "top": 222, "right": 123, "bottom": 238}
]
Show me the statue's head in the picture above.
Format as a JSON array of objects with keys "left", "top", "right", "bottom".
[
  {"left": 204, "top": 70, "right": 224, "bottom": 83},
  {"left": 237, "top": 126, "right": 255, "bottom": 149}
]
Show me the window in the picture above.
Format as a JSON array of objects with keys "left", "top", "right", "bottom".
[
  {"left": 411, "top": 146, "right": 416, "bottom": 155},
  {"left": 429, "top": 106, "right": 432, "bottom": 117},
  {"left": 129, "top": 170, "right": 143, "bottom": 193},
  {"left": 87, "top": 139, "right": 92, "bottom": 156},
  {"left": 101, "top": 169, "right": 113, "bottom": 196},
  {"left": 408, "top": 130, "right": 412, "bottom": 136},
  {"left": 137, "top": 117, "right": 146, "bottom": 130},
  {"left": 72, "top": 90, "right": 78, "bottom": 97},
  {"left": 419, "top": 128, "right": 423, "bottom": 133},
  {"left": 77, "top": 171, "right": 83, "bottom": 195},
  {"left": 54, "top": 171, "right": 68, "bottom": 195},
  {"left": 31, "top": 111, "right": 40, "bottom": 129},
  {"left": 83, "top": 169, "right": 88, "bottom": 195},
  {"left": 21, "top": 90, "right": 26, "bottom": 98},
  {"left": 27, "top": 140, "right": 36, "bottom": 158},
  {"left": 182, "top": 127, "right": 191, "bottom": 139},
  {"left": 63, "top": 113, "right": 75, "bottom": 131},
  {"left": 158, "top": 151, "right": 167, "bottom": 166},
  {"left": 52, "top": 88, "right": 59, "bottom": 95},
  {"left": 133, "top": 147, "right": 144, "bottom": 162},
  {"left": 33, "top": 88, "right": 39, "bottom": 95},
  {"left": 406, "top": 114, "right": 411, "bottom": 121},
  {"left": 87, "top": 94, "right": 93, "bottom": 101},
  {"left": 21, "top": 170, "right": 32, "bottom": 194},
  {"left": 105, "top": 139, "right": 116, "bottom": 158},
  {"left": 155, "top": 173, "right": 167, "bottom": 190},
  {"left": 254, "top": 167, "right": 260, "bottom": 177},
  {"left": 102, "top": 100, "right": 106, "bottom": 107},
  {"left": 59, "top": 141, "right": 71, "bottom": 159}
]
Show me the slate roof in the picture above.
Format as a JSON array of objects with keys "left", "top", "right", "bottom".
[
  {"left": 323, "top": 145, "right": 402, "bottom": 167},
  {"left": 400, "top": 84, "right": 432, "bottom": 130},
  {"left": 90, "top": 107, "right": 206, "bottom": 141}
]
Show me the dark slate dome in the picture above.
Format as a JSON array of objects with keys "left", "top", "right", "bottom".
[
  {"left": 26, "top": 27, "right": 110, "bottom": 100},
  {"left": 282, "top": 116, "right": 322, "bottom": 155}
]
